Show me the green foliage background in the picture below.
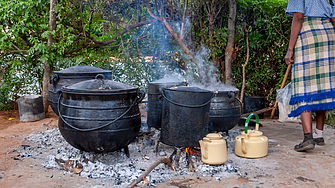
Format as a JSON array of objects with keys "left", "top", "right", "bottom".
[{"left": 0, "top": 0, "right": 291, "bottom": 110}]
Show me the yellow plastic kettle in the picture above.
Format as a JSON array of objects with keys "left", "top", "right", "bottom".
[
  {"left": 235, "top": 113, "right": 268, "bottom": 158},
  {"left": 199, "top": 133, "right": 227, "bottom": 165}
]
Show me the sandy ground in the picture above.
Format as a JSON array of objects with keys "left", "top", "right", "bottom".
[{"left": 1, "top": 109, "right": 335, "bottom": 188}]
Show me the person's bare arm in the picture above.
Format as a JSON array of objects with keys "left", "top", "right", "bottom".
[
  {"left": 285, "top": 12, "right": 304, "bottom": 65},
  {"left": 331, "top": 17, "right": 335, "bottom": 28}
]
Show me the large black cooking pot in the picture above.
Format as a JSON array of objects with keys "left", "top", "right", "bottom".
[
  {"left": 49, "top": 62, "right": 112, "bottom": 115},
  {"left": 58, "top": 74, "right": 145, "bottom": 155},
  {"left": 209, "top": 90, "right": 241, "bottom": 132},
  {"left": 161, "top": 86, "right": 212, "bottom": 147},
  {"left": 147, "top": 79, "right": 186, "bottom": 129}
]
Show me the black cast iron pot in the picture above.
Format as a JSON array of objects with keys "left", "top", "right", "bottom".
[
  {"left": 49, "top": 62, "right": 112, "bottom": 115},
  {"left": 147, "top": 79, "right": 186, "bottom": 129},
  {"left": 58, "top": 74, "right": 145, "bottom": 156},
  {"left": 160, "top": 86, "right": 212, "bottom": 147},
  {"left": 209, "top": 90, "right": 241, "bottom": 132}
]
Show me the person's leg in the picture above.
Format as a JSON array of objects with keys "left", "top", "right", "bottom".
[
  {"left": 294, "top": 111, "right": 315, "bottom": 151},
  {"left": 315, "top": 110, "right": 325, "bottom": 130},
  {"left": 314, "top": 110, "right": 325, "bottom": 145},
  {"left": 300, "top": 111, "right": 313, "bottom": 133}
]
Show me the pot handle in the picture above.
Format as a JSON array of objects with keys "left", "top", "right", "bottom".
[
  {"left": 228, "top": 91, "right": 235, "bottom": 104},
  {"left": 78, "top": 62, "right": 88, "bottom": 66},
  {"left": 241, "top": 137, "right": 247, "bottom": 154},
  {"left": 57, "top": 93, "right": 138, "bottom": 132},
  {"left": 95, "top": 74, "right": 107, "bottom": 87},
  {"left": 51, "top": 74, "right": 60, "bottom": 86},
  {"left": 161, "top": 88, "right": 213, "bottom": 108},
  {"left": 136, "top": 90, "right": 145, "bottom": 104}
]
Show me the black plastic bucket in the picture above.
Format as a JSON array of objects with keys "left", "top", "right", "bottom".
[
  {"left": 18, "top": 95, "right": 45, "bottom": 122},
  {"left": 160, "top": 86, "right": 212, "bottom": 147},
  {"left": 243, "top": 96, "right": 265, "bottom": 119}
]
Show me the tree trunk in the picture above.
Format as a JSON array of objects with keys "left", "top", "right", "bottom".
[
  {"left": 224, "top": 0, "right": 236, "bottom": 85},
  {"left": 42, "top": 0, "right": 57, "bottom": 113}
]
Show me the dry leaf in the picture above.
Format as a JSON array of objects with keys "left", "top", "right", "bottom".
[
  {"left": 55, "top": 158, "right": 66, "bottom": 169},
  {"left": 64, "top": 160, "right": 83, "bottom": 174},
  {"left": 71, "top": 162, "right": 83, "bottom": 174}
]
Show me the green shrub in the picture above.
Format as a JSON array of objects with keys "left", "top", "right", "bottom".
[{"left": 0, "top": 83, "right": 11, "bottom": 110}]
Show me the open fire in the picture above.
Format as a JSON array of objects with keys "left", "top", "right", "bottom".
[{"left": 14, "top": 126, "right": 242, "bottom": 186}]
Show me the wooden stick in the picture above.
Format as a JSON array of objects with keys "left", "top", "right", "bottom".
[
  {"left": 270, "top": 64, "right": 292, "bottom": 119},
  {"left": 126, "top": 157, "right": 172, "bottom": 188},
  {"left": 240, "top": 23, "right": 250, "bottom": 108},
  {"left": 241, "top": 107, "right": 274, "bottom": 117}
]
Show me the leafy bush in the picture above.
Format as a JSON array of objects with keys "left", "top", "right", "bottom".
[
  {"left": 325, "top": 110, "right": 335, "bottom": 128},
  {"left": 0, "top": 83, "right": 11, "bottom": 110},
  {"left": 232, "top": 0, "right": 291, "bottom": 105}
]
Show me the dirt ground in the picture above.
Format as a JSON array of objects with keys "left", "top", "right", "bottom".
[{"left": 1, "top": 109, "right": 335, "bottom": 188}]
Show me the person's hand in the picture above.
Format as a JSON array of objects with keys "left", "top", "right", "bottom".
[{"left": 285, "top": 49, "right": 294, "bottom": 65}]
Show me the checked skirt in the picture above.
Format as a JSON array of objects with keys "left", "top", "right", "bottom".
[{"left": 289, "top": 17, "right": 335, "bottom": 117}]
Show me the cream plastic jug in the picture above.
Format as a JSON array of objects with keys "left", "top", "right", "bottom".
[
  {"left": 199, "top": 133, "right": 227, "bottom": 165},
  {"left": 235, "top": 113, "right": 268, "bottom": 158}
]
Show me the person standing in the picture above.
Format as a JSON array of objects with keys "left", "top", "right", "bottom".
[{"left": 285, "top": 0, "right": 335, "bottom": 152}]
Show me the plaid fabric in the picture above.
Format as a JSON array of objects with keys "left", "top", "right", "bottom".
[{"left": 289, "top": 17, "right": 335, "bottom": 117}]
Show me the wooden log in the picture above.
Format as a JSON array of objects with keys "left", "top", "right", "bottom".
[{"left": 126, "top": 157, "right": 172, "bottom": 188}]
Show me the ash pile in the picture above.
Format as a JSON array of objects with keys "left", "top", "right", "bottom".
[{"left": 15, "top": 127, "right": 242, "bottom": 187}]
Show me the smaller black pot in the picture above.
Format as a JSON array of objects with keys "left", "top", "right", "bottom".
[
  {"left": 209, "top": 90, "right": 241, "bottom": 132},
  {"left": 243, "top": 96, "right": 265, "bottom": 119}
]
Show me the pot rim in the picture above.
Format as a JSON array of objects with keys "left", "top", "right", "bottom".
[
  {"left": 212, "top": 89, "right": 239, "bottom": 93},
  {"left": 61, "top": 87, "right": 139, "bottom": 95},
  {"left": 164, "top": 86, "right": 212, "bottom": 93},
  {"left": 53, "top": 70, "right": 112, "bottom": 76}
]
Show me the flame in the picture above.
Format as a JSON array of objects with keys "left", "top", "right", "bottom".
[
  {"left": 142, "top": 177, "right": 148, "bottom": 188},
  {"left": 185, "top": 147, "right": 199, "bottom": 155},
  {"left": 185, "top": 147, "right": 190, "bottom": 154}
]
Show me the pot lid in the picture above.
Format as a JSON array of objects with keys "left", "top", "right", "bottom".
[
  {"left": 149, "top": 77, "right": 186, "bottom": 85},
  {"left": 165, "top": 86, "right": 211, "bottom": 93},
  {"left": 241, "top": 130, "right": 263, "bottom": 137},
  {"left": 54, "top": 62, "right": 111, "bottom": 75},
  {"left": 61, "top": 74, "right": 138, "bottom": 94},
  {"left": 206, "top": 133, "right": 223, "bottom": 140}
]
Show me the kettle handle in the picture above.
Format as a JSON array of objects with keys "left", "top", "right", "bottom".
[
  {"left": 201, "top": 139, "right": 210, "bottom": 159},
  {"left": 244, "top": 113, "right": 260, "bottom": 134},
  {"left": 241, "top": 137, "right": 247, "bottom": 154}
]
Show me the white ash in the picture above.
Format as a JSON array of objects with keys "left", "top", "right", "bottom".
[{"left": 16, "top": 127, "right": 242, "bottom": 186}]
